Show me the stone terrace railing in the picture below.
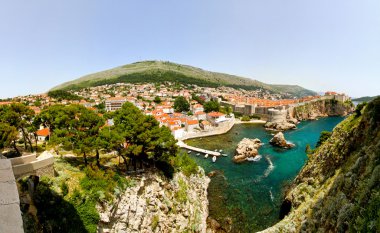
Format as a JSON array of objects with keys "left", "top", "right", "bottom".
[
  {"left": 0, "top": 159, "right": 24, "bottom": 233},
  {"left": 11, "top": 152, "right": 54, "bottom": 180}
]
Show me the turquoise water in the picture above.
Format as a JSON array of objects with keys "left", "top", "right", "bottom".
[{"left": 186, "top": 117, "right": 344, "bottom": 232}]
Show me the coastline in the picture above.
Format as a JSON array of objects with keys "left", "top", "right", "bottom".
[
  {"left": 234, "top": 119, "right": 266, "bottom": 124},
  {"left": 179, "top": 117, "right": 266, "bottom": 141}
]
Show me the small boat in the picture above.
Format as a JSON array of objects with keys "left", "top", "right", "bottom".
[
  {"left": 219, "top": 149, "right": 223, "bottom": 152},
  {"left": 204, "top": 154, "right": 209, "bottom": 158},
  {"left": 214, "top": 149, "right": 218, "bottom": 151},
  {"left": 188, "top": 150, "right": 191, "bottom": 154},
  {"left": 196, "top": 153, "right": 200, "bottom": 156},
  {"left": 222, "top": 153, "right": 228, "bottom": 157},
  {"left": 247, "top": 155, "right": 262, "bottom": 162},
  {"left": 212, "top": 156, "right": 216, "bottom": 162}
]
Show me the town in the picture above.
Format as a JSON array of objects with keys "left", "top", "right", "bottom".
[{"left": 0, "top": 82, "right": 350, "bottom": 141}]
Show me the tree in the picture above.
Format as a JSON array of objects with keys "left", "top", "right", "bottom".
[
  {"left": 0, "top": 103, "right": 35, "bottom": 153},
  {"left": 173, "top": 96, "right": 190, "bottom": 112},
  {"left": 355, "top": 102, "right": 367, "bottom": 117},
  {"left": 316, "top": 131, "right": 332, "bottom": 148},
  {"left": 0, "top": 122, "right": 20, "bottom": 155},
  {"left": 191, "top": 93, "right": 205, "bottom": 104},
  {"left": 204, "top": 100, "right": 220, "bottom": 113},
  {"left": 112, "top": 102, "right": 178, "bottom": 172},
  {"left": 153, "top": 96, "right": 162, "bottom": 104}
]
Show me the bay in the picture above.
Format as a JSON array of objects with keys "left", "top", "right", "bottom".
[{"left": 186, "top": 116, "right": 344, "bottom": 232}]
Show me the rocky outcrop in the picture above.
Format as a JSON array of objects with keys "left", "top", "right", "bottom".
[
  {"left": 233, "top": 138, "right": 262, "bottom": 163},
  {"left": 264, "top": 121, "right": 296, "bottom": 131},
  {"left": 269, "top": 132, "right": 295, "bottom": 149},
  {"left": 289, "top": 99, "right": 354, "bottom": 121},
  {"left": 260, "top": 97, "right": 380, "bottom": 232},
  {"left": 97, "top": 170, "right": 210, "bottom": 233}
]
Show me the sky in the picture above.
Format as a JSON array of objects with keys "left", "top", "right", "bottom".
[{"left": 0, "top": 0, "right": 379, "bottom": 98}]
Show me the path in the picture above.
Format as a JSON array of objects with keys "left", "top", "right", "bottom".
[{"left": 177, "top": 141, "right": 221, "bottom": 156}]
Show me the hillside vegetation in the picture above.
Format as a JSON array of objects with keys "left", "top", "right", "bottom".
[
  {"left": 262, "top": 97, "right": 380, "bottom": 232},
  {"left": 51, "top": 61, "right": 316, "bottom": 97}
]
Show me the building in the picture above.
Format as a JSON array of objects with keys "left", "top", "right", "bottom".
[
  {"left": 207, "top": 112, "right": 226, "bottom": 125},
  {"left": 185, "top": 119, "right": 199, "bottom": 132},
  {"left": 194, "top": 111, "right": 207, "bottom": 121},
  {"left": 105, "top": 97, "right": 127, "bottom": 111},
  {"left": 36, "top": 128, "right": 50, "bottom": 141}
]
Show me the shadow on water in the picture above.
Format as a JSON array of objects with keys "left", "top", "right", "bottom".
[{"left": 186, "top": 117, "right": 344, "bottom": 232}]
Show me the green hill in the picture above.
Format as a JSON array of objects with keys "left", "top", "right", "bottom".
[
  {"left": 352, "top": 96, "right": 379, "bottom": 102},
  {"left": 51, "top": 60, "right": 316, "bottom": 97}
]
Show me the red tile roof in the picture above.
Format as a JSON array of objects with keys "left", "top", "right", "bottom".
[{"left": 36, "top": 128, "right": 50, "bottom": 137}]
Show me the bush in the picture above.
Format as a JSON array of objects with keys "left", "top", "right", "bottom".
[
  {"left": 316, "top": 131, "right": 332, "bottom": 148},
  {"left": 355, "top": 102, "right": 367, "bottom": 116},
  {"left": 60, "top": 181, "right": 69, "bottom": 196},
  {"left": 241, "top": 115, "right": 250, "bottom": 121},
  {"left": 175, "top": 178, "right": 188, "bottom": 203},
  {"left": 173, "top": 152, "right": 198, "bottom": 176},
  {"left": 151, "top": 215, "right": 159, "bottom": 230}
]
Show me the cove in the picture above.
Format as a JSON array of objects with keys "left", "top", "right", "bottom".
[{"left": 185, "top": 116, "right": 344, "bottom": 232}]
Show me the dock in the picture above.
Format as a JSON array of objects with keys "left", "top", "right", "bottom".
[{"left": 177, "top": 141, "right": 221, "bottom": 156}]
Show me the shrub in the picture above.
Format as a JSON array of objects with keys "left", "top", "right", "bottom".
[
  {"left": 355, "top": 102, "right": 367, "bottom": 116},
  {"left": 175, "top": 178, "right": 188, "bottom": 203},
  {"left": 316, "top": 131, "right": 332, "bottom": 148},
  {"left": 173, "top": 152, "right": 198, "bottom": 176},
  {"left": 241, "top": 115, "right": 250, "bottom": 121},
  {"left": 60, "top": 181, "right": 69, "bottom": 196},
  {"left": 151, "top": 215, "right": 159, "bottom": 230}
]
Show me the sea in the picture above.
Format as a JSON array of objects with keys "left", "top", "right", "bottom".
[{"left": 185, "top": 116, "right": 345, "bottom": 232}]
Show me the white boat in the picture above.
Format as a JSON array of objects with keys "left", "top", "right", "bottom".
[
  {"left": 214, "top": 149, "right": 218, "bottom": 151},
  {"left": 188, "top": 150, "right": 192, "bottom": 154},
  {"left": 222, "top": 153, "right": 228, "bottom": 157},
  {"left": 196, "top": 153, "right": 200, "bottom": 156},
  {"left": 204, "top": 154, "right": 209, "bottom": 158},
  {"left": 247, "top": 155, "right": 262, "bottom": 162},
  {"left": 212, "top": 156, "right": 216, "bottom": 162},
  {"left": 219, "top": 149, "right": 223, "bottom": 152}
]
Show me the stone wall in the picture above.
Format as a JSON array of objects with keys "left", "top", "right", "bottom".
[
  {"left": 12, "top": 152, "right": 54, "bottom": 180},
  {"left": 0, "top": 159, "right": 24, "bottom": 233}
]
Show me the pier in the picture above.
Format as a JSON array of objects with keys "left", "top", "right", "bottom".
[{"left": 177, "top": 141, "right": 221, "bottom": 156}]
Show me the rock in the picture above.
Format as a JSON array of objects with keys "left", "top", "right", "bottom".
[
  {"left": 233, "top": 138, "right": 262, "bottom": 163},
  {"left": 97, "top": 170, "right": 210, "bottom": 233},
  {"left": 208, "top": 217, "right": 221, "bottom": 230},
  {"left": 265, "top": 121, "right": 296, "bottom": 131},
  {"left": 287, "top": 118, "right": 299, "bottom": 124},
  {"left": 269, "top": 132, "right": 295, "bottom": 149},
  {"left": 208, "top": 171, "right": 217, "bottom": 177}
]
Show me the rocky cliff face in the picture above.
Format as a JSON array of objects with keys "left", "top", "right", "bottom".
[
  {"left": 261, "top": 97, "right": 380, "bottom": 232},
  {"left": 289, "top": 99, "right": 353, "bottom": 121},
  {"left": 98, "top": 170, "right": 210, "bottom": 233}
]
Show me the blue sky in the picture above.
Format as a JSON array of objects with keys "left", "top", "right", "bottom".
[{"left": 0, "top": 0, "right": 379, "bottom": 98}]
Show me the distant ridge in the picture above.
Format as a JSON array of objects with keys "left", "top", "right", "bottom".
[{"left": 51, "top": 60, "right": 317, "bottom": 97}]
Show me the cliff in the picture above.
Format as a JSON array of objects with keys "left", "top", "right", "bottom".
[
  {"left": 289, "top": 99, "right": 354, "bottom": 121},
  {"left": 261, "top": 97, "right": 380, "bottom": 232},
  {"left": 98, "top": 170, "right": 210, "bottom": 233}
]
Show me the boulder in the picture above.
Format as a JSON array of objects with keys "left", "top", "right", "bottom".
[
  {"left": 269, "top": 132, "right": 295, "bottom": 149},
  {"left": 233, "top": 138, "right": 262, "bottom": 163},
  {"left": 265, "top": 121, "right": 296, "bottom": 131}
]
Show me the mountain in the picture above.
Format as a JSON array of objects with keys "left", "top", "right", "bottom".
[
  {"left": 262, "top": 97, "right": 380, "bottom": 232},
  {"left": 352, "top": 95, "right": 379, "bottom": 102},
  {"left": 51, "top": 61, "right": 316, "bottom": 98}
]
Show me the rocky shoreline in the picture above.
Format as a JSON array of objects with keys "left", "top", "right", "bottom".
[{"left": 97, "top": 170, "right": 210, "bottom": 233}]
